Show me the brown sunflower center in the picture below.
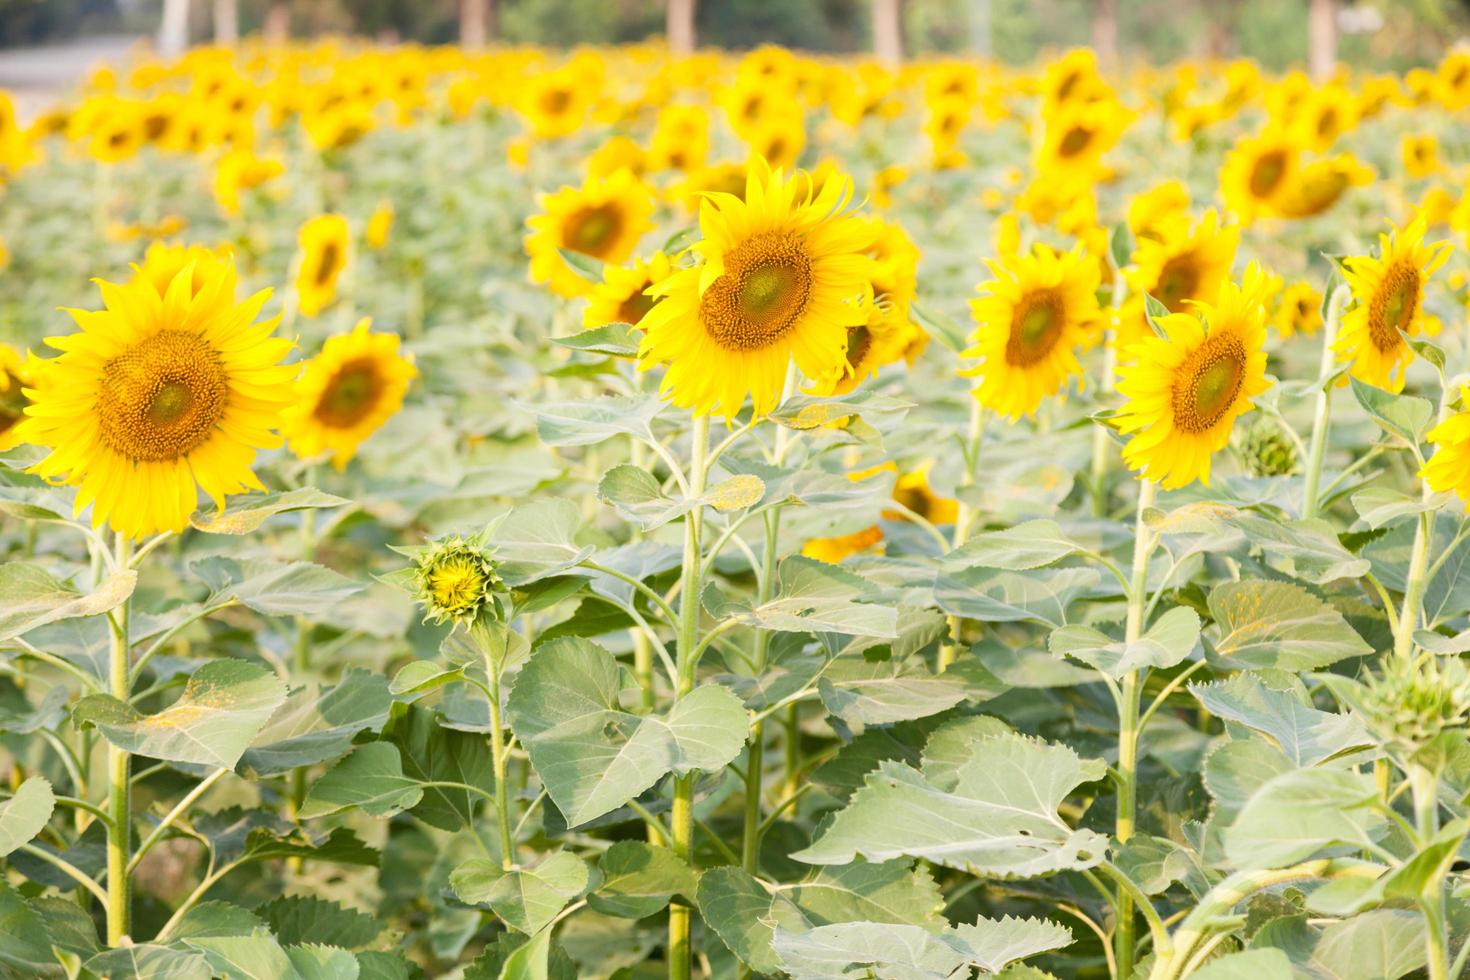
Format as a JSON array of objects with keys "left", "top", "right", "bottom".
[
  {"left": 846, "top": 325, "right": 873, "bottom": 369},
  {"left": 1154, "top": 254, "right": 1201, "bottom": 312},
  {"left": 143, "top": 113, "right": 169, "bottom": 141},
  {"left": 541, "top": 88, "right": 572, "bottom": 115},
  {"left": 97, "top": 330, "right": 228, "bottom": 462},
  {"left": 699, "top": 231, "right": 814, "bottom": 352},
  {"left": 314, "top": 357, "right": 383, "bottom": 428},
  {"left": 1057, "top": 125, "right": 1094, "bottom": 158},
  {"left": 0, "top": 376, "right": 25, "bottom": 436},
  {"left": 314, "top": 242, "right": 342, "bottom": 288},
  {"left": 1170, "top": 333, "right": 1246, "bottom": 434},
  {"left": 1248, "top": 150, "right": 1288, "bottom": 198},
  {"left": 1005, "top": 289, "right": 1066, "bottom": 366},
  {"left": 1368, "top": 262, "right": 1420, "bottom": 353},
  {"left": 617, "top": 286, "right": 658, "bottom": 326},
  {"left": 564, "top": 204, "right": 622, "bottom": 258}
]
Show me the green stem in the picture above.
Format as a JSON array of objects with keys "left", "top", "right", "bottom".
[
  {"left": 1301, "top": 285, "right": 1347, "bottom": 520},
  {"left": 669, "top": 413, "right": 709, "bottom": 980},
  {"left": 1410, "top": 763, "right": 1451, "bottom": 980},
  {"left": 741, "top": 506, "right": 783, "bottom": 884},
  {"left": 106, "top": 533, "right": 133, "bottom": 945},
  {"left": 1115, "top": 478, "right": 1156, "bottom": 980},
  {"left": 1091, "top": 266, "right": 1124, "bottom": 517},
  {"left": 629, "top": 440, "right": 657, "bottom": 714},
  {"left": 941, "top": 400, "right": 986, "bottom": 670}
]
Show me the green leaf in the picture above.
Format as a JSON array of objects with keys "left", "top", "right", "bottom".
[
  {"left": 588, "top": 841, "right": 696, "bottom": 919},
  {"left": 1108, "top": 222, "right": 1135, "bottom": 274},
  {"left": 1189, "top": 949, "right": 1293, "bottom": 980},
  {"left": 506, "top": 638, "right": 747, "bottom": 826},
  {"left": 286, "top": 945, "right": 360, "bottom": 980},
  {"left": 1251, "top": 910, "right": 1425, "bottom": 979},
  {"left": 381, "top": 702, "right": 496, "bottom": 833},
  {"left": 0, "top": 564, "right": 136, "bottom": 642},
  {"left": 772, "top": 916, "right": 1072, "bottom": 979},
  {"left": 74, "top": 660, "right": 288, "bottom": 769},
  {"left": 163, "top": 901, "right": 263, "bottom": 941},
  {"left": 1190, "top": 673, "right": 1369, "bottom": 766},
  {"left": 256, "top": 895, "right": 382, "bottom": 949},
  {"left": 554, "top": 246, "right": 605, "bottom": 281},
  {"left": 300, "top": 742, "right": 424, "bottom": 819},
  {"left": 183, "top": 929, "right": 295, "bottom": 980},
  {"left": 551, "top": 322, "right": 639, "bottom": 357},
  {"left": 489, "top": 499, "right": 592, "bottom": 586},
  {"left": 1143, "top": 293, "right": 1171, "bottom": 338},
  {"left": 450, "top": 850, "right": 589, "bottom": 934},
  {"left": 1206, "top": 580, "right": 1371, "bottom": 671},
  {"left": 388, "top": 661, "right": 467, "bottom": 697},
  {"left": 1349, "top": 376, "right": 1433, "bottom": 446},
  {"left": 531, "top": 395, "right": 663, "bottom": 447},
  {"left": 1225, "top": 767, "right": 1384, "bottom": 868},
  {"left": 190, "top": 488, "right": 350, "bottom": 535},
  {"left": 817, "top": 658, "right": 997, "bottom": 725},
  {"left": 695, "top": 867, "right": 783, "bottom": 974},
  {"left": 193, "top": 557, "right": 363, "bottom": 618},
  {"left": 909, "top": 301, "right": 968, "bottom": 354},
  {"left": 1217, "top": 511, "right": 1370, "bottom": 584},
  {"left": 0, "top": 777, "right": 53, "bottom": 858},
  {"left": 782, "top": 860, "right": 946, "bottom": 928},
  {"left": 1049, "top": 607, "right": 1199, "bottom": 678},
  {"left": 237, "top": 669, "right": 391, "bottom": 777},
  {"left": 935, "top": 567, "right": 1100, "bottom": 628},
  {"left": 766, "top": 392, "right": 914, "bottom": 429},
  {"left": 944, "top": 519, "right": 1086, "bottom": 571},
  {"left": 81, "top": 944, "right": 212, "bottom": 980},
  {"left": 1350, "top": 487, "right": 1446, "bottom": 530},
  {"left": 793, "top": 733, "right": 1107, "bottom": 878},
  {"left": 735, "top": 557, "right": 897, "bottom": 638},
  {"left": 0, "top": 883, "right": 66, "bottom": 975},
  {"left": 597, "top": 464, "right": 693, "bottom": 531}
]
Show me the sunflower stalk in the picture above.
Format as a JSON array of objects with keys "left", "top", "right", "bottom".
[
  {"left": 104, "top": 532, "right": 132, "bottom": 945},
  {"left": 1301, "top": 283, "right": 1348, "bottom": 520},
  {"left": 940, "top": 399, "right": 986, "bottom": 670},
  {"left": 668, "top": 412, "right": 709, "bottom": 980},
  {"left": 1115, "top": 477, "right": 1156, "bottom": 980},
  {"left": 471, "top": 616, "right": 517, "bottom": 870}
]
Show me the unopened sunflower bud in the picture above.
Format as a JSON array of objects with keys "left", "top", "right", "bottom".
[
  {"left": 413, "top": 535, "right": 504, "bottom": 626},
  {"left": 1359, "top": 655, "right": 1470, "bottom": 755},
  {"left": 1239, "top": 415, "right": 1299, "bottom": 477}
]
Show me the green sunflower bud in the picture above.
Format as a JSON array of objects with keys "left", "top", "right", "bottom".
[
  {"left": 1238, "top": 415, "right": 1299, "bottom": 477},
  {"left": 413, "top": 534, "right": 504, "bottom": 627},
  {"left": 1358, "top": 655, "right": 1470, "bottom": 755}
]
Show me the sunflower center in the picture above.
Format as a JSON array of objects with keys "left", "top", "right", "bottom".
[
  {"left": 1368, "top": 262, "right": 1420, "bottom": 353},
  {"left": 564, "top": 205, "right": 622, "bottom": 258},
  {"left": 846, "top": 325, "right": 873, "bottom": 368},
  {"left": 1057, "top": 125, "right": 1094, "bottom": 157},
  {"left": 314, "top": 358, "right": 382, "bottom": 428},
  {"left": 542, "top": 88, "right": 572, "bottom": 115},
  {"left": 699, "top": 231, "right": 814, "bottom": 352},
  {"left": 0, "top": 382, "right": 24, "bottom": 436},
  {"left": 314, "top": 242, "right": 342, "bottom": 287},
  {"left": 1005, "top": 289, "right": 1066, "bottom": 366},
  {"left": 1171, "top": 333, "right": 1246, "bottom": 434},
  {"left": 1249, "top": 151, "right": 1287, "bottom": 197},
  {"left": 97, "top": 330, "right": 228, "bottom": 462},
  {"left": 1154, "top": 255, "right": 1201, "bottom": 312},
  {"left": 617, "top": 287, "right": 657, "bottom": 326}
]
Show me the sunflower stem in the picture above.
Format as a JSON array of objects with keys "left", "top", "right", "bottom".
[
  {"left": 1395, "top": 510, "right": 1433, "bottom": 659},
  {"left": 1301, "top": 284, "right": 1348, "bottom": 520},
  {"left": 479, "top": 623, "right": 517, "bottom": 870},
  {"left": 1115, "top": 478, "right": 1156, "bottom": 980},
  {"left": 669, "top": 413, "right": 709, "bottom": 980},
  {"left": 105, "top": 532, "right": 133, "bottom": 945},
  {"left": 1091, "top": 265, "right": 1125, "bottom": 517},
  {"left": 629, "top": 439, "right": 657, "bottom": 715},
  {"left": 940, "top": 399, "right": 986, "bottom": 670}
]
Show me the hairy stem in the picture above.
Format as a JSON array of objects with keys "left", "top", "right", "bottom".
[
  {"left": 106, "top": 533, "right": 133, "bottom": 944},
  {"left": 1301, "top": 284, "right": 1347, "bottom": 520}
]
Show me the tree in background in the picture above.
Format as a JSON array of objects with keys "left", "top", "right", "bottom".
[
  {"left": 873, "top": 0, "right": 903, "bottom": 65},
  {"left": 1309, "top": 0, "right": 1338, "bottom": 79}
]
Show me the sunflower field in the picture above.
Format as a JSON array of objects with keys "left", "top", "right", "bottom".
[{"left": 2, "top": 32, "right": 1470, "bottom": 980}]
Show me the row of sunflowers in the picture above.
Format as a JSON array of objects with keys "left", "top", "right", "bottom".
[{"left": 1, "top": 33, "right": 1470, "bottom": 980}]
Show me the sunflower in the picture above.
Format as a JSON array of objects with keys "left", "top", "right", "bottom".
[
  {"left": 637, "top": 157, "right": 874, "bottom": 419},
  {"left": 1114, "top": 265, "right": 1273, "bottom": 489},
  {"left": 525, "top": 168, "right": 655, "bottom": 299},
  {"left": 518, "top": 68, "right": 591, "bottom": 139},
  {"left": 1273, "top": 155, "right": 1373, "bottom": 219},
  {"left": 282, "top": 318, "right": 416, "bottom": 470},
  {"left": 583, "top": 253, "right": 675, "bottom": 329},
  {"left": 1401, "top": 134, "right": 1443, "bottom": 179},
  {"left": 17, "top": 254, "right": 295, "bottom": 538},
  {"left": 1271, "top": 281, "right": 1323, "bottom": 340},
  {"left": 1219, "top": 133, "right": 1297, "bottom": 223},
  {"left": 744, "top": 108, "right": 806, "bottom": 172},
  {"left": 296, "top": 214, "right": 351, "bottom": 317},
  {"left": 802, "top": 525, "right": 884, "bottom": 563},
  {"left": 1035, "top": 99, "right": 1131, "bottom": 179},
  {"left": 962, "top": 245, "right": 1101, "bottom": 420},
  {"left": 809, "top": 300, "right": 912, "bottom": 397},
  {"left": 1334, "top": 214, "right": 1451, "bottom": 392},
  {"left": 366, "top": 200, "right": 394, "bottom": 250},
  {"left": 1127, "top": 181, "right": 1191, "bottom": 242},
  {"left": 1423, "top": 387, "right": 1470, "bottom": 506},
  {"left": 1122, "top": 209, "right": 1239, "bottom": 347},
  {"left": 213, "top": 148, "right": 284, "bottom": 216},
  {"left": 0, "top": 344, "right": 32, "bottom": 451},
  {"left": 134, "top": 242, "right": 233, "bottom": 298}
]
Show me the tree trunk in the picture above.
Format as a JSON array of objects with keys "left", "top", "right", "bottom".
[
  {"left": 968, "top": 0, "right": 991, "bottom": 58},
  {"left": 1092, "top": 0, "right": 1119, "bottom": 69},
  {"left": 263, "top": 2, "right": 290, "bottom": 42},
  {"left": 213, "top": 0, "right": 238, "bottom": 44},
  {"left": 159, "top": 0, "right": 191, "bottom": 57},
  {"left": 872, "top": 0, "right": 903, "bottom": 68},
  {"left": 667, "top": 0, "right": 696, "bottom": 55},
  {"left": 1206, "top": 0, "right": 1238, "bottom": 58},
  {"left": 1308, "top": 0, "right": 1337, "bottom": 81},
  {"left": 461, "top": 0, "right": 492, "bottom": 48}
]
